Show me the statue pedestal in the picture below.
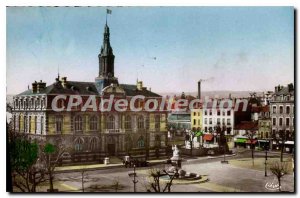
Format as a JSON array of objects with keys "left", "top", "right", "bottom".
[{"left": 171, "top": 156, "right": 182, "bottom": 168}]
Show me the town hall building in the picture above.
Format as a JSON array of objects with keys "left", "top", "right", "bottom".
[{"left": 11, "top": 22, "right": 168, "bottom": 164}]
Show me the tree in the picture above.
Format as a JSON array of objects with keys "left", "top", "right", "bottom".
[
  {"left": 270, "top": 161, "right": 289, "bottom": 192},
  {"left": 246, "top": 130, "right": 256, "bottom": 166},
  {"left": 112, "top": 177, "right": 122, "bottom": 192},
  {"left": 40, "top": 142, "right": 65, "bottom": 192},
  {"left": 279, "top": 130, "right": 286, "bottom": 162},
  {"left": 216, "top": 125, "right": 229, "bottom": 162},
  {"left": 9, "top": 131, "right": 46, "bottom": 192},
  {"left": 187, "top": 129, "right": 202, "bottom": 156},
  {"left": 146, "top": 168, "right": 178, "bottom": 192}
]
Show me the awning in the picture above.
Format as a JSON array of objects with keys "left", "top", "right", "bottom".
[
  {"left": 246, "top": 140, "right": 258, "bottom": 144},
  {"left": 235, "top": 138, "right": 247, "bottom": 143},
  {"left": 203, "top": 134, "right": 214, "bottom": 141},
  {"left": 258, "top": 140, "right": 270, "bottom": 143},
  {"left": 285, "top": 141, "right": 294, "bottom": 145}
]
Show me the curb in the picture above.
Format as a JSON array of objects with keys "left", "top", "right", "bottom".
[
  {"left": 54, "top": 160, "right": 165, "bottom": 174},
  {"left": 185, "top": 153, "right": 237, "bottom": 163}
]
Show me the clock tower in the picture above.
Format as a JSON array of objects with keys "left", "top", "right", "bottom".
[{"left": 95, "top": 23, "right": 118, "bottom": 94}]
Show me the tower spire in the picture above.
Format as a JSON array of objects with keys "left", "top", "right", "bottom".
[{"left": 95, "top": 10, "right": 117, "bottom": 94}]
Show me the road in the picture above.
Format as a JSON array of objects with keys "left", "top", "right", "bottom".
[{"left": 53, "top": 150, "right": 294, "bottom": 192}]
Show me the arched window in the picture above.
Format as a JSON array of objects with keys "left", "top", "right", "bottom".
[
  {"left": 107, "top": 115, "right": 115, "bottom": 129},
  {"left": 28, "top": 116, "right": 32, "bottom": 133},
  {"left": 125, "top": 135, "right": 132, "bottom": 152},
  {"left": 155, "top": 115, "right": 160, "bottom": 129},
  {"left": 56, "top": 115, "right": 63, "bottom": 133},
  {"left": 137, "top": 116, "right": 144, "bottom": 129},
  {"left": 34, "top": 116, "right": 37, "bottom": 134},
  {"left": 279, "top": 106, "right": 283, "bottom": 114},
  {"left": 125, "top": 115, "right": 131, "bottom": 129},
  {"left": 89, "top": 116, "right": 98, "bottom": 131},
  {"left": 75, "top": 138, "right": 84, "bottom": 152},
  {"left": 74, "top": 115, "right": 83, "bottom": 132},
  {"left": 23, "top": 116, "right": 27, "bottom": 132},
  {"left": 137, "top": 136, "right": 145, "bottom": 148},
  {"left": 286, "top": 106, "right": 290, "bottom": 114},
  {"left": 18, "top": 115, "right": 21, "bottom": 132},
  {"left": 41, "top": 116, "right": 44, "bottom": 134},
  {"left": 90, "top": 137, "right": 98, "bottom": 151}
]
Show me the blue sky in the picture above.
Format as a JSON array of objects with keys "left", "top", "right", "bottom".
[{"left": 7, "top": 7, "right": 294, "bottom": 94}]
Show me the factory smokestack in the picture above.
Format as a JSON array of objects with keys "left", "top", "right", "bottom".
[{"left": 198, "top": 80, "right": 201, "bottom": 99}]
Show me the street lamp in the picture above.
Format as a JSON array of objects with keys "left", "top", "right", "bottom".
[
  {"left": 128, "top": 164, "right": 138, "bottom": 192},
  {"left": 264, "top": 142, "right": 269, "bottom": 177}
]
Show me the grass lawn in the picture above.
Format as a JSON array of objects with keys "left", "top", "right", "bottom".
[{"left": 229, "top": 157, "right": 294, "bottom": 174}]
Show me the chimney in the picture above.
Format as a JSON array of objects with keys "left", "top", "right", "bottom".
[
  {"left": 197, "top": 80, "right": 201, "bottom": 99},
  {"left": 275, "top": 85, "right": 279, "bottom": 93},
  {"left": 37, "top": 80, "right": 46, "bottom": 93},
  {"left": 32, "top": 81, "right": 38, "bottom": 93},
  {"left": 61, "top": 77, "right": 67, "bottom": 88},
  {"left": 137, "top": 81, "right": 143, "bottom": 91},
  {"left": 288, "top": 83, "right": 294, "bottom": 92}
]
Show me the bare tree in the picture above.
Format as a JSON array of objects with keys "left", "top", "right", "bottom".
[
  {"left": 279, "top": 130, "right": 286, "bottom": 162},
  {"left": 146, "top": 168, "right": 178, "bottom": 192},
  {"left": 112, "top": 177, "right": 121, "bottom": 192},
  {"left": 187, "top": 129, "right": 197, "bottom": 156},
  {"left": 12, "top": 161, "right": 47, "bottom": 192},
  {"left": 270, "top": 161, "right": 289, "bottom": 192},
  {"left": 246, "top": 130, "right": 256, "bottom": 166},
  {"left": 40, "top": 141, "right": 65, "bottom": 192}
]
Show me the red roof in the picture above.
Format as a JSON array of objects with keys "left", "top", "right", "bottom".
[
  {"left": 203, "top": 134, "right": 214, "bottom": 141},
  {"left": 234, "top": 121, "right": 258, "bottom": 130},
  {"left": 251, "top": 106, "right": 269, "bottom": 113}
]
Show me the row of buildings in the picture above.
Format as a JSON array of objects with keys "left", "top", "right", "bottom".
[{"left": 168, "top": 83, "right": 294, "bottom": 152}]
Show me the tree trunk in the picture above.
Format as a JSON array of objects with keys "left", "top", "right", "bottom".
[
  {"left": 190, "top": 141, "right": 193, "bottom": 156},
  {"left": 280, "top": 143, "right": 284, "bottom": 162},
  {"left": 81, "top": 171, "right": 85, "bottom": 192},
  {"left": 49, "top": 173, "right": 54, "bottom": 192},
  {"left": 252, "top": 146, "right": 254, "bottom": 166},
  {"left": 278, "top": 177, "right": 281, "bottom": 192}
]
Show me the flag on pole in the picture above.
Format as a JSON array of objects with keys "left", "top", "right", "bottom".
[{"left": 107, "top": 9, "right": 112, "bottom": 14}]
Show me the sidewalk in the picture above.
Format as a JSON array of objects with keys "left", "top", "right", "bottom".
[
  {"left": 54, "top": 158, "right": 166, "bottom": 173},
  {"left": 54, "top": 153, "right": 237, "bottom": 173}
]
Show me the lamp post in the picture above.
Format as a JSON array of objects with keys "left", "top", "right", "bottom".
[
  {"left": 264, "top": 142, "right": 268, "bottom": 177},
  {"left": 132, "top": 164, "right": 138, "bottom": 192}
]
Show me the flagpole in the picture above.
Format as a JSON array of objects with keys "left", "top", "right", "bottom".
[{"left": 106, "top": 11, "right": 107, "bottom": 25}]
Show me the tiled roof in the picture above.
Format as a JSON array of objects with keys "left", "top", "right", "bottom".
[
  {"left": 17, "top": 81, "right": 98, "bottom": 96},
  {"left": 119, "top": 84, "right": 161, "bottom": 97},
  {"left": 17, "top": 81, "right": 161, "bottom": 98},
  {"left": 274, "top": 85, "right": 294, "bottom": 96}
]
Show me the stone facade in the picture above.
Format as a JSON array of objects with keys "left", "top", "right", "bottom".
[
  {"left": 11, "top": 23, "right": 168, "bottom": 165},
  {"left": 270, "top": 84, "right": 294, "bottom": 141}
]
